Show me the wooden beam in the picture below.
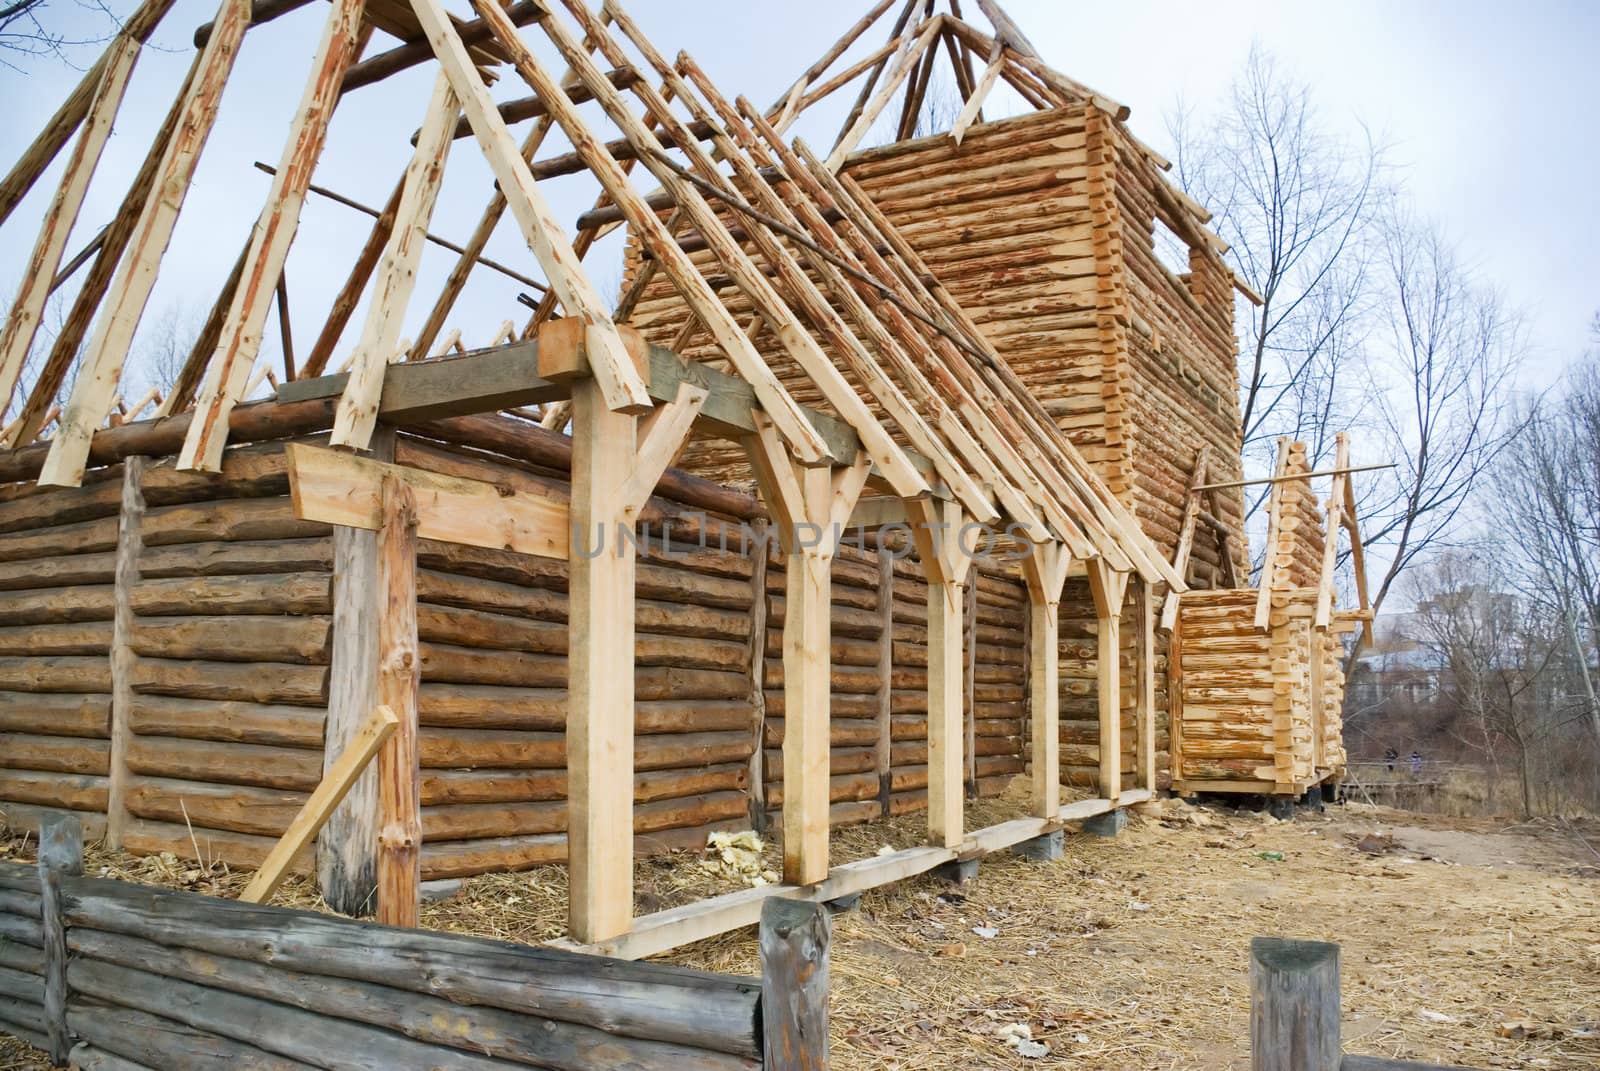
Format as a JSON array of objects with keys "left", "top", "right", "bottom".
[
  {"left": 759, "top": 898, "right": 831, "bottom": 1071},
  {"left": 1135, "top": 575, "right": 1156, "bottom": 792},
  {"left": 567, "top": 373, "right": 638, "bottom": 942},
  {"left": 374, "top": 475, "right": 420, "bottom": 928},
  {"left": 1315, "top": 434, "right": 1350, "bottom": 629},
  {"left": 826, "top": 15, "right": 942, "bottom": 169},
  {"left": 1191, "top": 462, "right": 1394, "bottom": 495},
  {"left": 1021, "top": 540, "right": 1069, "bottom": 818},
  {"left": 1162, "top": 444, "right": 1211, "bottom": 632},
  {"left": 285, "top": 442, "right": 568, "bottom": 559},
  {"left": 1254, "top": 439, "right": 1292, "bottom": 630},
  {"left": 329, "top": 71, "right": 458, "bottom": 450},
  {"left": 908, "top": 495, "right": 973, "bottom": 848},
  {"left": 37, "top": 0, "right": 251, "bottom": 487},
  {"left": 241, "top": 703, "right": 398, "bottom": 905},
  {"left": 411, "top": 0, "right": 652, "bottom": 414},
  {"left": 949, "top": 42, "right": 1003, "bottom": 146},
  {"left": 1086, "top": 557, "right": 1128, "bottom": 800},
  {"left": 0, "top": 35, "right": 140, "bottom": 416},
  {"left": 0, "top": 0, "right": 175, "bottom": 230},
  {"left": 301, "top": 173, "right": 405, "bottom": 380},
  {"left": 177, "top": 0, "right": 370, "bottom": 474}
]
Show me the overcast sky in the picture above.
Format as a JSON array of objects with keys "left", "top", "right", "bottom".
[{"left": 1, "top": 0, "right": 1595, "bottom": 401}]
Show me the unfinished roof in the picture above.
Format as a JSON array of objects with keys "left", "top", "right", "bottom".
[{"left": 0, "top": 0, "right": 1180, "bottom": 584}]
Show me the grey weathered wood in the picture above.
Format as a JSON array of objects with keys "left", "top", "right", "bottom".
[
  {"left": 0, "top": 859, "right": 42, "bottom": 891},
  {"left": 0, "top": 909, "right": 43, "bottom": 946},
  {"left": 106, "top": 456, "right": 144, "bottom": 849},
  {"left": 0, "top": 962, "right": 45, "bottom": 1003},
  {"left": 67, "top": 1001, "right": 317, "bottom": 1071},
  {"left": 1251, "top": 937, "right": 1341, "bottom": 1071},
  {"left": 0, "top": 936, "right": 45, "bottom": 973},
  {"left": 39, "top": 811, "right": 82, "bottom": 1065},
  {"left": 0, "top": 886, "right": 40, "bottom": 918},
  {"left": 1340, "top": 1057, "right": 1479, "bottom": 1071},
  {"left": 66, "top": 1042, "right": 158, "bottom": 1071},
  {"left": 759, "top": 898, "right": 830, "bottom": 1071},
  {"left": 59, "top": 877, "right": 761, "bottom": 1056},
  {"left": 68, "top": 927, "right": 756, "bottom": 1071},
  {"left": 318, "top": 431, "right": 390, "bottom": 917},
  {"left": 0, "top": 995, "right": 48, "bottom": 1050}
]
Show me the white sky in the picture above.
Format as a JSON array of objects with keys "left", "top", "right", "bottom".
[{"left": 1, "top": 0, "right": 1594, "bottom": 400}]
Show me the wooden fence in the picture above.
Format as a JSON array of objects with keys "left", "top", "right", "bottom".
[{"left": 0, "top": 815, "right": 830, "bottom": 1070}]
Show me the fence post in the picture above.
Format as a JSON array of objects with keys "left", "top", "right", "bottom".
[
  {"left": 760, "top": 897, "right": 830, "bottom": 1071},
  {"left": 38, "top": 812, "right": 83, "bottom": 1067},
  {"left": 1251, "top": 936, "right": 1341, "bottom": 1071}
]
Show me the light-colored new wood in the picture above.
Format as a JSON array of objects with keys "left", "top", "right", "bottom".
[
  {"left": 0, "top": 35, "right": 140, "bottom": 416},
  {"left": 240, "top": 703, "right": 398, "bottom": 905},
  {"left": 1021, "top": 540, "right": 1069, "bottom": 817},
  {"left": 375, "top": 476, "right": 420, "bottom": 928},
  {"left": 908, "top": 496, "right": 973, "bottom": 848},
  {"left": 38, "top": 0, "right": 250, "bottom": 488},
  {"left": 1087, "top": 557, "right": 1127, "bottom": 800},
  {"left": 330, "top": 71, "right": 458, "bottom": 450},
  {"left": 284, "top": 443, "right": 568, "bottom": 560},
  {"left": 178, "top": 0, "right": 369, "bottom": 473}
]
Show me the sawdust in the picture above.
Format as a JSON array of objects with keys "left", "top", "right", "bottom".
[{"left": 2, "top": 798, "right": 1596, "bottom": 1070}]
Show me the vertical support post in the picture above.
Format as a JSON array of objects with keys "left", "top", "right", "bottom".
[
  {"left": 783, "top": 466, "right": 835, "bottom": 885},
  {"left": 1136, "top": 575, "right": 1156, "bottom": 793},
  {"left": 1022, "top": 545, "right": 1064, "bottom": 819},
  {"left": 319, "top": 431, "right": 391, "bottom": 916},
  {"left": 568, "top": 374, "right": 639, "bottom": 940},
  {"left": 1087, "top": 559, "right": 1127, "bottom": 801},
  {"left": 106, "top": 456, "right": 144, "bottom": 849},
  {"left": 962, "top": 576, "right": 978, "bottom": 798},
  {"left": 746, "top": 521, "right": 770, "bottom": 833},
  {"left": 38, "top": 812, "right": 83, "bottom": 1067},
  {"left": 1250, "top": 937, "right": 1341, "bottom": 1071},
  {"left": 375, "top": 474, "right": 419, "bottom": 928},
  {"left": 760, "top": 897, "right": 831, "bottom": 1071},
  {"left": 911, "top": 497, "right": 970, "bottom": 850},
  {"left": 874, "top": 549, "right": 894, "bottom": 816}
]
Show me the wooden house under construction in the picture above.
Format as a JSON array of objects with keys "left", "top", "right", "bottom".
[{"left": 0, "top": 0, "right": 1368, "bottom": 969}]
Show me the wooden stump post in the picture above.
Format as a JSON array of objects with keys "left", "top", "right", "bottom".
[
  {"left": 1251, "top": 936, "right": 1341, "bottom": 1071},
  {"left": 760, "top": 897, "right": 830, "bottom": 1071},
  {"left": 374, "top": 474, "right": 420, "bottom": 928},
  {"left": 105, "top": 456, "right": 144, "bottom": 849},
  {"left": 38, "top": 812, "right": 83, "bottom": 1066}
]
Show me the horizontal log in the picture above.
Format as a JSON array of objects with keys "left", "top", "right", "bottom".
[
  {"left": 68, "top": 1001, "right": 316, "bottom": 1071},
  {"left": 0, "top": 550, "right": 115, "bottom": 590},
  {"left": 129, "top": 659, "right": 327, "bottom": 707},
  {"left": 0, "top": 692, "right": 109, "bottom": 736},
  {"left": 0, "top": 620, "right": 111, "bottom": 655},
  {"left": 59, "top": 876, "right": 762, "bottom": 1056},
  {"left": 141, "top": 498, "right": 328, "bottom": 547},
  {"left": 0, "top": 584, "right": 114, "bottom": 625},
  {"left": 125, "top": 736, "right": 321, "bottom": 792},
  {"left": 127, "top": 695, "right": 323, "bottom": 748},
  {"left": 0, "top": 770, "right": 109, "bottom": 812},
  {"left": 138, "top": 537, "right": 332, "bottom": 579},
  {"left": 130, "top": 615, "right": 331, "bottom": 664},
  {"left": 0, "top": 732, "right": 108, "bottom": 775},
  {"left": 129, "top": 573, "right": 331, "bottom": 616}
]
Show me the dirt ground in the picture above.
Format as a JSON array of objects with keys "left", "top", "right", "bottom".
[{"left": 2, "top": 798, "right": 1596, "bottom": 1070}]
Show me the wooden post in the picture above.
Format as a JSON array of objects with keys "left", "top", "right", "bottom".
[
  {"left": 38, "top": 812, "right": 83, "bottom": 1066},
  {"left": 1250, "top": 937, "right": 1341, "bottom": 1071},
  {"left": 874, "top": 549, "right": 894, "bottom": 816},
  {"left": 910, "top": 497, "right": 972, "bottom": 849},
  {"left": 374, "top": 474, "right": 420, "bottom": 928},
  {"left": 318, "top": 432, "right": 390, "bottom": 916},
  {"left": 1022, "top": 542, "right": 1067, "bottom": 819},
  {"left": 1136, "top": 575, "right": 1156, "bottom": 792},
  {"left": 568, "top": 373, "right": 639, "bottom": 941},
  {"left": 962, "top": 575, "right": 978, "bottom": 798},
  {"left": 759, "top": 897, "right": 830, "bottom": 1071},
  {"left": 105, "top": 456, "right": 144, "bottom": 849},
  {"left": 746, "top": 521, "right": 770, "bottom": 833},
  {"left": 1087, "top": 559, "right": 1128, "bottom": 801}
]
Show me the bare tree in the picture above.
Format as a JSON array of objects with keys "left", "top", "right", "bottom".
[
  {"left": 0, "top": 0, "right": 122, "bottom": 71},
  {"left": 1169, "top": 44, "right": 1381, "bottom": 477},
  {"left": 1357, "top": 207, "right": 1527, "bottom": 624}
]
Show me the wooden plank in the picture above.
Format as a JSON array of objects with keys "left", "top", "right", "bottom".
[
  {"left": 38, "top": 812, "right": 82, "bottom": 1065},
  {"left": 241, "top": 704, "right": 398, "bottom": 905},
  {"left": 375, "top": 475, "right": 420, "bottom": 928},
  {"left": 566, "top": 374, "right": 638, "bottom": 943},
  {"left": 0, "top": 35, "right": 140, "bottom": 415},
  {"left": 409, "top": 0, "right": 651, "bottom": 414},
  {"left": 37, "top": 0, "right": 251, "bottom": 488},
  {"left": 759, "top": 898, "right": 830, "bottom": 1071},
  {"left": 285, "top": 443, "right": 568, "bottom": 560},
  {"left": 178, "top": 0, "right": 369, "bottom": 473},
  {"left": 329, "top": 71, "right": 458, "bottom": 450},
  {"left": 105, "top": 456, "right": 144, "bottom": 849},
  {"left": 1250, "top": 937, "right": 1341, "bottom": 1071}
]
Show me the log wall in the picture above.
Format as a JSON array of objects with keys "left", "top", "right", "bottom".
[{"left": 0, "top": 435, "right": 1037, "bottom": 879}]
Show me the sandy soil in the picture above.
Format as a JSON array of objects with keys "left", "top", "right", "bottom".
[{"left": 2, "top": 800, "right": 1596, "bottom": 1070}]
